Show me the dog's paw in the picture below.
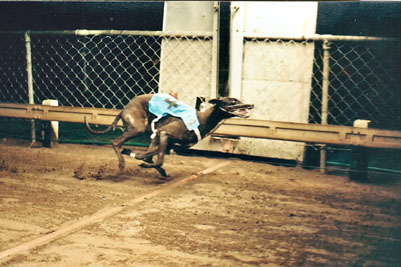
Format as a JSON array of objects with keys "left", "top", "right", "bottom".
[
  {"left": 155, "top": 167, "right": 168, "bottom": 178},
  {"left": 139, "top": 162, "right": 150, "bottom": 168},
  {"left": 143, "top": 157, "right": 154, "bottom": 164},
  {"left": 121, "top": 148, "right": 131, "bottom": 155}
]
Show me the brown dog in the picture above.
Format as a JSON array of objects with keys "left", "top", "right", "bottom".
[{"left": 85, "top": 94, "right": 254, "bottom": 177}]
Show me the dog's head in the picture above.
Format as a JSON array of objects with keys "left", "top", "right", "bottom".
[{"left": 209, "top": 97, "right": 254, "bottom": 118}]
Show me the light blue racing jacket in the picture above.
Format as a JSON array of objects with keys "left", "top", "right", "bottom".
[{"left": 148, "top": 93, "right": 200, "bottom": 131}]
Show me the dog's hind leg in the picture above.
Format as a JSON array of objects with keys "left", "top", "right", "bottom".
[
  {"left": 112, "top": 109, "right": 148, "bottom": 171},
  {"left": 142, "top": 136, "right": 159, "bottom": 164},
  {"left": 111, "top": 128, "right": 143, "bottom": 171}
]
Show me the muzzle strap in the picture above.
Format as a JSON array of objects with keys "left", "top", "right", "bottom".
[{"left": 194, "top": 128, "right": 201, "bottom": 142}]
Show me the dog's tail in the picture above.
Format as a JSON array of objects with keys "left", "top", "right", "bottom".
[{"left": 85, "top": 112, "right": 122, "bottom": 134}]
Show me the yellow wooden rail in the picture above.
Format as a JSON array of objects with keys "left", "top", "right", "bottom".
[
  {"left": 1, "top": 103, "right": 401, "bottom": 149},
  {"left": 213, "top": 118, "right": 401, "bottom": 149},
  {"left": 0, "top": 103, "right": 123, "bottom": 126}
]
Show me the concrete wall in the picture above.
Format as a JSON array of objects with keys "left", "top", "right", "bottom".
[{"left": 229, "top": 2, "right": 318, "bottom": 161}]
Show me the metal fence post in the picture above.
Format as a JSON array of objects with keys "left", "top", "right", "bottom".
[
  {"left": 211, "top": 1, "right": 220, "bottom": 99},
  {"left": 228, "top": 2, "right": 245, "bottom": 99},
  {"left": 320, "top": 39, "right": 331, "bottom": 173},
  {"left": 25, "top": 31, "right": 35, "bottom": 144}
]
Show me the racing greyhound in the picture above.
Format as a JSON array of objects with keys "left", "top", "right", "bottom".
[{"left": 85, "top": 93, "right": 254, "bottom": 177}]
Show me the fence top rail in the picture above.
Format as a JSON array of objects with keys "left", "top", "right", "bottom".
[
  {"left": 0, "top": 29, "right": 213, "bottom": 38},
  {"left": 2, "top": 30, "right": 397, "bottom": 41},
  {"left": 243, "top": 33, "right": 400, "bottom": 42}
]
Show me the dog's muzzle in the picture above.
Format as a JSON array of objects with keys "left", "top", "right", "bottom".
[{"left": 221, "top": 104, "right": 255, "bottom": 118}]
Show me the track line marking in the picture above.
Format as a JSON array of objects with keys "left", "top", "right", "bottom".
[{"left": 0, "top": 160, "right": 231, "bottom": 262}]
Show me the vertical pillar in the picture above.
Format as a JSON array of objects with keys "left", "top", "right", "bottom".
[
  {"left": 320, "top": 39, "right": 331, "bottom": 173},
  {"left": 211, "top": 1, "right": 220, "bottom": 100},
  {"left": 25, "top": 31, "right": 35, "bottom": 145},
  {"left": 228, "top": 1, "right": 244, "bottom": 99},
  {"left": 41, "top": 99, "right": 59, "bottom": 148}
]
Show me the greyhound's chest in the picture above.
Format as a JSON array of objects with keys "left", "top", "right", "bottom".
[
  {"left": 155, "top": 118, "right": 198, "bottom": 146},
  {"left": 173, "top": 131, "right": 198, "bottom": 147}
]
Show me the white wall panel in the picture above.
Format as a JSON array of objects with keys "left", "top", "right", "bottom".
[{"left": 229, "top": 2, "right": 318, "bottom": 161}]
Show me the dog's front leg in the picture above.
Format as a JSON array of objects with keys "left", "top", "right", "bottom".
[
  {"left": 139, "top": 131, "right": 169, "bottom": 177},
  {"left": 153, "top": 131, "right": 169, "bottom": 167},
  {"left": 152, "top": 131, "right": 169, "bottom": 177},
  {"left": 135, "top": 135, "right": 159, "bottom": 163}
]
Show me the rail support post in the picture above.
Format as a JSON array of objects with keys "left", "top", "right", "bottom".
[
  {"left": 349, "top": 119, "right": 370, "bottom": 182},
  {"left": 41, "top": 121, "right": 52, "bottom": 148},
  {"left": 41, "top": 99, "right": 59, "bottom": 148}
]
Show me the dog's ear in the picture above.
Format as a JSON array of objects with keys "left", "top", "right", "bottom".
[{"left": 209, "top": 98, "right": 220, "bottom": 105}]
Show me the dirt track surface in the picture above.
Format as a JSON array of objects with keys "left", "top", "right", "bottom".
[{"left": 0, "top": 139, "right": 401, "bottom": 266}]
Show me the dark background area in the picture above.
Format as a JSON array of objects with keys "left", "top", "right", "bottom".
[
  {"left": 0, "top": 1, "right": 400, "bottom": 36},
  {"left": 0, "top": 1, "right": 164, "bottom": 31},
  {"left": 317, "top": 1, "right": 401, "bottom": 37}
]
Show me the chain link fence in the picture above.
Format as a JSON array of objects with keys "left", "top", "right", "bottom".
[
  {"left": 234, "top": 35, "right": 401, "bottom": 171},
  {"left": 1, "top": 31, "right": 401, "bottom": 142},
  {"left": 0, "top": 30, "right": 214, "bottom": 109},
  {"left": 314, "top": 38, "right": 401, "bottom": 131},
  {"left": 243, "top": 36, "right": 401, "bottom": 131},
  {"left": 31, "top": 33, "right": 160, "bottom": 109},
  {"left": 0, "top": 30, "right": 214, "bottom": 143}
]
